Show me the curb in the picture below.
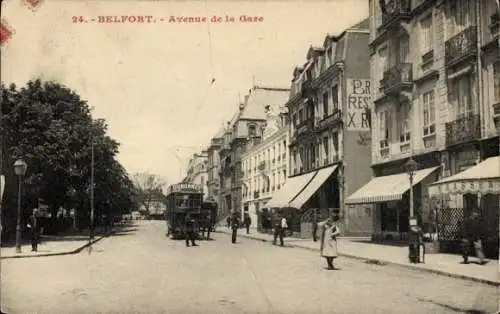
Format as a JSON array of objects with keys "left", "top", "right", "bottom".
[
  {"left": 217, "top": 231, "right": 500, "bottom": 287},
  {"left": 0, "top": 233, "right": 112, "bottom": 260}
]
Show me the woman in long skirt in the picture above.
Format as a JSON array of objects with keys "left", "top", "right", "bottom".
[{"left": 320, "top": 216, "right": 341, "bottom": 270}]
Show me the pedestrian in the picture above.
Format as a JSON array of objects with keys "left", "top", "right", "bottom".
[
  {"left": 244, "top": 213, "right": 251, "bottom": 234},
  {"left": 273, "top": 212, "right": 287, "bottom": 247},
  {"left": 231, "top": 212, "right": 239, "bottom": 244},
  {"left": 226, "top": 215, "right": 231, "bottom": 229},
  {"left": 27, "top": 208, "right": 40, "bottom": 252},
  {"left": 320, "top": 215, "right": 341, "bottom": 270},
  {"left": 312, "top": 209, "right": 318, "bottom": 242},
  {"left": 408, "top": 224, "right": 424, "bottom": 263},
  {"left": 184, "top": 214, "right": 197, "bottom": 247},
  {"left": 206, "top": 214, "right": 212, "bottom": 240}
]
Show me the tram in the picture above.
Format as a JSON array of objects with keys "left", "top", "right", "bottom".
[{"left": 165, "top": 182, "right": 203, "bottom": 239}]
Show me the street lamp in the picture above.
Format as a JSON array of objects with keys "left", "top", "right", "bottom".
[
  {"left": 404, "top": 157, "right": 419, "bottom": 226},
  {"left": 14, "top": 159, "right": 27, "bottom": 253}
]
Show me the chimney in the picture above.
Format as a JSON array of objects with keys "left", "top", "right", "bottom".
[
  {"left": 264, "top": 105, "right": 270, "bottom": 113},
  {"left": 239, "top": 103, "right": 245, "bottom": 111},
  {"left": 244, "top": 94, "right": 250, "bottom": 104}
]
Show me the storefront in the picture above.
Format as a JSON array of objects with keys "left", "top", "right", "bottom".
[
  {"left": 345, "top": 166, "right": 440, "bottom": 242},
  {"left": 428, "top": 156, "right": 500, "bottom": 258}
]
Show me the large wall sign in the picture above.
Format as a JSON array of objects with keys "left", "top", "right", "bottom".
[{"left": 346, "top": 79, "right": 371, "bottom": 131}]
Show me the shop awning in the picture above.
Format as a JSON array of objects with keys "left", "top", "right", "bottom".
[
  {"left": 265, "top": 171, "right": 316, "bottom": 209},
  {"left": 345, "top": 166, "right": 440, "bottom": 205},
  {"left": 289, "top": 165, "right": 338, "bottom": 209},
  {"left": 428, "top": 156, "right": 500, "bottom": 196}
]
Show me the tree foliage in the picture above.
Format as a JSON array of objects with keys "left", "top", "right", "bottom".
[
  {"left": 0, "top": 79, "right": 138, "bottom": 228},
  {"left": 131, "top": 172, "right": 166, "bottom": 215}
]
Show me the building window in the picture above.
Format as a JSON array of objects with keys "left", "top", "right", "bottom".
[
  {"left": 494, "top": 62, "right": 500, "bottom": 103},
  {"left": 331, "top": 85, "right": 339, "bottom": 111},
  {"left": 323, "top": 136, "right": 329, "bottom": 164},
  {"left": 447, "top": 0, "right": 474, "bottom": 37},
  {"left": 420, "top": 15, "right": 434, "bottom": 55},
  {"left": 398, "top": 103, "right": 411, "bottom": 143},
  {"left": 378, "top": 46, "right": 388, "bottom": 84},
  {"left": 332, "top": 132, "right": 339, "bottom": 157},
  {"left": 379, "top": 110, "right": 391, "bottom": 149},
  {"left": 298, "top": 109, "right": 304, "bottom": 123},
  {"left": 248, "top": 124, "right": 256, "bottom": 136},
  {"left": 399, "top": 35, "right": 410, "bottom": 64},
  {"left": 322, "top": 92, "right": 329, "bottom": 117},
  {"left": 451, "top": 74, "right": 473, "bottom": 118},
  {"left": 422, "top": 90, "right": 436, "bottom": 137}
]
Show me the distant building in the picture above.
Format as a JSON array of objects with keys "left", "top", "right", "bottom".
[
  {"left": 184, "top": 151, "right": 209, "bottom": 199},
  {"left": 207, "top": 126, "right": 225, "bottom": 209},
  {"left": 218, "top": 86, "right": 290, "bottom": 219},
  {"left": 241, "top": 97, "right": 290, "bottom": 228}
]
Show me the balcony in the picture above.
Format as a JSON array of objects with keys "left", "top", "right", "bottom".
[
  {"left": 315, "top": 109, "right": 342, "bottom": 131},
  {"left": 295, "top": 118, "right": 315, "bottom": 136},
  {"left": 378, "top": 0, "right": 411, "bottom": 31},
  {"left": 253, "top": 191, "right": 260, "bottom": 199},
  {"left": 380, "top": 63, "right": 413, "bottom": 95},
  {"left": 445, "top": 26, "right": 477, "bottom": 68},
  {"left": 301, "top": 80, "right": 315, "bottom": 98},
  {"left": 445, "top": 114, "right": 481, "bottom": 147}
]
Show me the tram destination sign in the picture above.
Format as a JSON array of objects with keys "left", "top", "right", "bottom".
[{"left": 169, "top": 183, "right": 203, "bottom": 194}]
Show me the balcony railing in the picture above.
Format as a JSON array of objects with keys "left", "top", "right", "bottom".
[
  {"left": 380, "top": 63, "right": 413, "bottom": 95},
  {"left": 445, "top": 114, "right": 481, "bottom": 147},
  {"left": 295, "top": 118, "right": 315, "bottom": 136},
  {"left": 379, "top": 0, "right": 411, "bottom": 31},
  {"left": 316, "top": 109, "right": 342, "bottom": 131},
  {"left": 445, "top": 26, "right": 477, "bottom": 67}
]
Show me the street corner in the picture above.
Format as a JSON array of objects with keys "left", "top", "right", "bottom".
[
  {"left": 0, "top": 19, "right": 15, "bottom": 46},
  {"left": 21, "top": 0, "right": 44, "bottom": 11}
]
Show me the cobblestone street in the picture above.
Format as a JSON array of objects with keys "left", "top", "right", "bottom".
[{"left": 1, "top": 221, "right": 498, "bottom": 314}]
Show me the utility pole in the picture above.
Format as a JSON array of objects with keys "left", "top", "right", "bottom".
[{"left": 90, "top": 134, "right": 95, "bottom": 244}]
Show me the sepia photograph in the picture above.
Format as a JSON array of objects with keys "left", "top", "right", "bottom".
[{"left": 0, "top": 0, "right": 499, "bottom": 313}]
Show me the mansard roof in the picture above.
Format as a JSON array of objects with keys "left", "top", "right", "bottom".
[{"left": 239, "top": 86, "right": 290, "bottom": 120}]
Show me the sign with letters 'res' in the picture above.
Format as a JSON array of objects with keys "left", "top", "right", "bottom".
[{"left": 346, "top": 79, "right": 371, "bottom": 131}]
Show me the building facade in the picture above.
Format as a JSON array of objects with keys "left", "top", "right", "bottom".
[
  {"left": 348, "top": 0, "right": 499, "bottom": 248},
  {"left": 241, "top": 104, "right": 290, "bottom": 229},
  {"left": 266, "top": 19, "right": 373, "bottom": 237},
  {"left": 218, "top": 86, "right": 290, "bottom": 219},
  {"left": 207, "top": 126, "right": 225, "bottom": 208},
  {"left": 184, "top": 151, "right": 209, "bottom": 199}
]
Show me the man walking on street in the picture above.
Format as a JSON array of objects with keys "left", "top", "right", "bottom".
[
  {"left": 184, "top": 214, "right": 197, "bottom": 247},
  {"left": 273, "top": 212, "right": 287, "bottom": 247},
  {"left": 231, "top": 212, "right": 240, "bottom": 244},
  {"left": 27, "top": 208, "right": 40, "bottom": 252},
  {"left": 244, "top": 213, "right": 251, "bottom": 234}
]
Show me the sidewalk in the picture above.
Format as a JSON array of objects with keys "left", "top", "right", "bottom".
[
  {"left": 0, "top": 225, "right": 116, "bottom": 259},
  {"left": 219, "top": 228, "right": 500, "bottom": 286}
]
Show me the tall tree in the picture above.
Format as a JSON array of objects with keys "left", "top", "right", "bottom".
[
  {"left": 0, "top": 79, "right": 138, "bottom": 234},
  {"left": 131, "top": 172, "right": 166, "bottom": 215}
]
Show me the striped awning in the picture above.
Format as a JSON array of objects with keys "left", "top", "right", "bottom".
[
  {"left": 428, "top": 156, "right": 500, "bottom": 196},
  {"left": 345, "top": 166, "right": 440, "bottom": 205},
  {"left": 289, "top": 165, "right": 338, "bottom": 209},
  {"left": 265, "top": 171, "right": 316, "bottom": 209}
]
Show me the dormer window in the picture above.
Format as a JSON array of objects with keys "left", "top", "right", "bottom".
[{"left": 248, "top": 124, "right": 257, "bottom": 136}]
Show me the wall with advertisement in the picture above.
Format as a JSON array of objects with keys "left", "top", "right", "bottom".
[{"left": 345, "top": 79, "right": 371, "bottom": 131}]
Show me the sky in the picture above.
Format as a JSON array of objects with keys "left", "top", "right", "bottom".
[{"left": 1, "top": 0, "right": 368, "bottom": 184}]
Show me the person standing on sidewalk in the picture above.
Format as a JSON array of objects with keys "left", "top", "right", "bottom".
[
  {"left": 461, "top": 209, "right": 486, "bottom": 265},
  {"left": 226, "top": 216, "right": 231, "bottom": 229},
  {"left": 273, "top": 212, "right": 287, "bottom": 247},
  {"left": 320, "top": 215, "right": 341, "bottom": 270},
  {"left": 27, "top": 208, "right": 40, "bottom": 252},
  {"left": 244, "top": 213, "right": 251, "bottom": 235},
  {"left": 231, "top": 212, "right": 240, "bottom": 244},
  {"left": 312, "top": 209, "right": 318, "bottom": 242}
]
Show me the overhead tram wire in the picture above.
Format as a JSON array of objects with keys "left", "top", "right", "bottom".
[{"left": 184, "top": 0, "right": 216, "bottom": 132}]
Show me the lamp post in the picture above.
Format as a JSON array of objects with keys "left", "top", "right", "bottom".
[
  {"left": 405, "top": 158, "right": 419, "bottom": 227},
  {"left": 14, "top": 159, "right": 27, "bottom": 253}
]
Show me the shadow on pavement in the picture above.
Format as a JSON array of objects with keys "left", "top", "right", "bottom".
[
  {"left": 416, "top": 297, "right": 488, "bottom": 314},
  {"left": 351, "top": 239, "right": 408, "bottom": 247}
]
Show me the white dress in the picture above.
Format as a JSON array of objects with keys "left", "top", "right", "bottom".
[{"left": 320, "top": 224, "right": 340, "bottom": 258}]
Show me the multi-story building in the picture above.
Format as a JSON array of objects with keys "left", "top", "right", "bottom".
[
  {"left": 218, "top": 86, "right": 290, "bottom": 219},
  {"left": 184, "top": 151, "right": 209, "bottom": 198},
  {"left": 206, "top": 126, "right": 225, "bottom": 208},
  {"left": 348, "top": 1, "right": 498, "bottom": 252},
  {"left": 266, "top": 19, "right": 373, "bottom": 237},
  {"left": 241, "top": 104, "right": 289, "bottom": 229}
]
